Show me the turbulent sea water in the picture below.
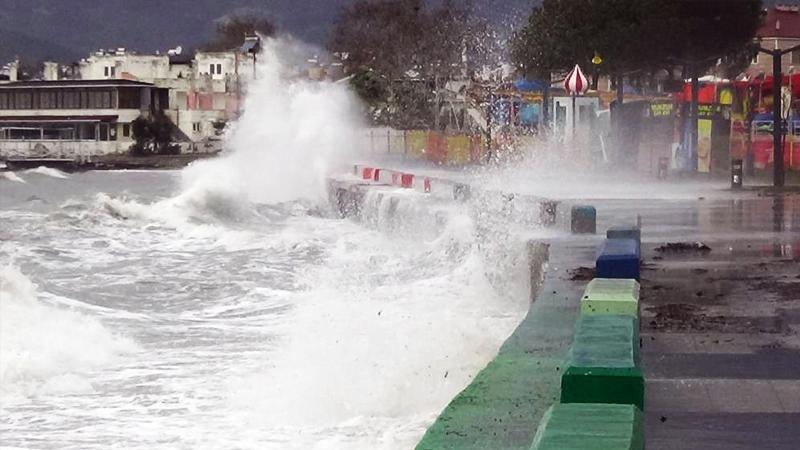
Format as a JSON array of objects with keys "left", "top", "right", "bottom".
[
  {"left": 0, "top": 39, "right": 538, "bottom": 449},
  {"left": 0, "top": 168, "right": 532, "bottom": 449}
]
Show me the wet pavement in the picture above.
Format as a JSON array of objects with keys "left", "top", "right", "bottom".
[
  {"left": 410, "top": 180, "right": 800, "bottom": 449},
  {"left": 595, "top": 193, "right": 800, "bottom": 450}
]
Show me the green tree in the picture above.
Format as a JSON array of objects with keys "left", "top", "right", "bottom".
[
  {"left": 667, "top": 0, "right": 763, "bottom": 70},
  {"left": 510, "top": 0, "right": 762, "bottom": 85},
  {"left": 130, "top": 114, "right": 179, "bottom": 156},
  {"left": 511, "top": 0, "right": 669, "bottom": 83},
  {"left": 329, "top": 0, "right": 497, "bottom": 127}
]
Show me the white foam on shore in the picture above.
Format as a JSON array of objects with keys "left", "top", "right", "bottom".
[
  {"left": 1, "top": 171, "right": 26, "bottom": 183},
  {"left": 224, "top": 206, "right": 530, "bottom": 449},
  {"left": 0, "top": 265, "right": 138, "bottom": 400}
]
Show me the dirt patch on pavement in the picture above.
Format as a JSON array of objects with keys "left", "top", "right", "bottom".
[
  {"left": 751, "top": 280, "right": 800, "bottom": 300},
  {"left": 645, "top": 303, "right": 786, "bottom": 334},
  {"left": 654, "top": 242, "right": 712, "bottom": 253},
  {"left": 568, "top": 266, "right": 595, "bottom": 281}
]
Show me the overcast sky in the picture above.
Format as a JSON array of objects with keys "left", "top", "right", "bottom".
[{"left": 0, "top": 0, "right": 535, "bottom": 63}]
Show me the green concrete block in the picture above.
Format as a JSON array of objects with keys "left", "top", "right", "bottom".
[
  {"left": 530, "top": 403, "right": 644, "bottom": 450},
  {"left": 417, "top": 294, "right": 581, "bottom": 450},
  {"left": 580, "top": 278, "right": 640, "bottom": 317},
  {"left": 416, "top": 355, "right": 564, "bottom": 450},
  {"left": 560, "top": 315, "right": 644, "bottom": 410}
]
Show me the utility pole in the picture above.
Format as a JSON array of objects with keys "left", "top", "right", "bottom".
[
  {"left": 759, "top": 43, "right": 800, "bottom": 187},
  {"left": 690, "top": 64, "right": 700, "bottom": 171}
]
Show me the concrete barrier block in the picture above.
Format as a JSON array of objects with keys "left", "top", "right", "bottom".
[
  {"left": 530, "top": 403, "right": 644, "bottom": 450},
  {"left": 581, "top": 278, "right": 640, "bottom": 317},
  {"left": 571, "top": 205, "right": 596, "bottom": 234},
  {"left": 596, "top": 238, "right": 640, "bottom": 281},
  {"left": 561, "top": 315, "right": 643, "bottom": 410},
  {"left": 607, "top": 226, "right": 641, "bottom": 253}
]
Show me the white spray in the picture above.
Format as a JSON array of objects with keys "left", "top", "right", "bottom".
[{"left": 180, "top": 37, "right": 361, "bottom": 207}]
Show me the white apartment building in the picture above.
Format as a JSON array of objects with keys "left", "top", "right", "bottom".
[{"left": 77, "top": 47, "right": 256, "bottom": 150}]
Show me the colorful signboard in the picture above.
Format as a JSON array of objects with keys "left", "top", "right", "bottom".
[{"left": 697, "top": 119, "right": 712, "bottom": 173}]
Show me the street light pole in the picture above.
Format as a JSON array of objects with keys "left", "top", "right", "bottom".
[
  {"left": 772, "top": 48, "right": 783, "bottom": 187},
  {"left": 759, "top": 43, "right": 800, "bottom": 187},
  {"left": 690, "top": 64, "right": 700, "bottom": 172}
]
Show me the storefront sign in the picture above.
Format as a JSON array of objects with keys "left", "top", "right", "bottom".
[
  {"left": 698, "top": 104, "right": 723, "bottom": 118},
  {"left": 650, "top": 102, "right": 674, "bottom": 117}
]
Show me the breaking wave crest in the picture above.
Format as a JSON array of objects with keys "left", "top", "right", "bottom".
[
  {"left": 1, "top": 171, "right": 26, "bottom": 183},
  {"left": 93, "top": 37, "right": 362, "bottom": 242},
  {"left": 24, "top": 166, "right": 69, "bottom": 179},
  {"left": 0, "top": 265, "right": 138, "bottom": 399}
]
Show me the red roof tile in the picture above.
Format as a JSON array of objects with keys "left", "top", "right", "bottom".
[{"left": 758, "top": 6, "right": 800, "bottom": 39}]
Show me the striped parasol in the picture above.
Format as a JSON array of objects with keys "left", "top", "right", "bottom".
[{"left": 564, "top": 64, "right": 589, "bottom": 95}]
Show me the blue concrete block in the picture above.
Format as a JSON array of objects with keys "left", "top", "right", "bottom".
[
  {"left": 596, "top": 238, "right": 640, "bottom": 281},
  {"left": 607, "top": 226, "right": 641, "bottom": 254},
  {"left": 571, "top": 205, "right": 597, "bottom": 234}
]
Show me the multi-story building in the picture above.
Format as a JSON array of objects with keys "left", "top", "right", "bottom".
[
  {"left": 0, "top": 79, "right": 168, "bottom": 159},
  {"left": 747, "top": 5, "right": 800, "bottom": 77},
  {"left": 77, "top": 47, "right": 256, "bottom": 150}
]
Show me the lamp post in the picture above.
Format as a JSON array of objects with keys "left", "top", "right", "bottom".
[
  {"left": 758, "top": 43, "right": 800, "bottom": 187},
  {"left": 591, "top": 52, "right": 602, "bottom": 90}
]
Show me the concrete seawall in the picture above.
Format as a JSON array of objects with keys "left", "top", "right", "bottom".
[
  {"left": 326, "top": 173, "right": 572, "bottom": 449},
  {"left": 327, "top": 170, "right": 649, "bottom": 449},
  {"left": 329, "top": 176, "right": 800, "bottom": 449}
]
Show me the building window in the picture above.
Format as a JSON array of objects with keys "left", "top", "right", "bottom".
[
  {"left": 118, "top": 88, "right": 141, "bottom": 109},
  {"left": 99, "top": 123, "right": 109, "bottom": 141},
  {"left": 88, "top": 90, "right": 112, "bottom": 108},
  {"left": 216, "top": 63, "right": 222, "bottom": 75},
  {"left": 39, "top": 91, "right": 57, "bottom": 109},
  {"left": 752, "top": 53, "right": 759, "bottom": 64},
  {"left": 15, "top": 91, "right": 32, "bottom": 109},
  {"left": 209, "top": 63, "right": 215, "bottom": 75},
  {"left": 62, "top": 90, "right": 80, "bottom": 109},
  {"left": 110, "top": 66, "right": 116, "bottom": 77},
  {"left": 192, "top": 122, "right": 202, "bottom": 132},
  {"left": 0, "top": 92, "right": 8, "bottom": 109},
  {"left": 122, "top": 123, "right": 130, "bottom": 137}
]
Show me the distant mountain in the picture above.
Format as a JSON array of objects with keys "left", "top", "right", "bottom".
[
  {"left": 0, "top": 0, "right": 535, "bottom": 64},
  {"left": 0, "top": 28, "right": 81, "bottom": 63},
  {"left": 0, "top": 0, "right": 775, "bottom": 65}
]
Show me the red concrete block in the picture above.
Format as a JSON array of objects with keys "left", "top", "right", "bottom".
[{"left": 362, "top": 167, "right": 374, "bottom": 180}]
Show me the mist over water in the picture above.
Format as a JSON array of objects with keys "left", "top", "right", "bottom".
[{"left": 0, "top": 38, "right": 534, "bottom": 449}]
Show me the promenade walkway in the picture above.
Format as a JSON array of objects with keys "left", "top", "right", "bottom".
[{"left": 417, "top": 193, "right": 800, "bottom": 449}]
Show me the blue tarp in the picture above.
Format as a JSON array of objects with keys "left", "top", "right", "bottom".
[
  {"left": 519, "top": 103, "right": 541, "bottom": 125},
  {"left": 514, "top": 79, "right": 547, "bottom": 92}
]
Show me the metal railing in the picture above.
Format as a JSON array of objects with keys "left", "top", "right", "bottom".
[{"left": 0, "top": 139, "right": 122, "bottom": 160}]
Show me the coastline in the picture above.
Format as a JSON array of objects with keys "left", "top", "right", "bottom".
[{"left": 0, "top": 152, "right": 221, "bottom": 172}]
